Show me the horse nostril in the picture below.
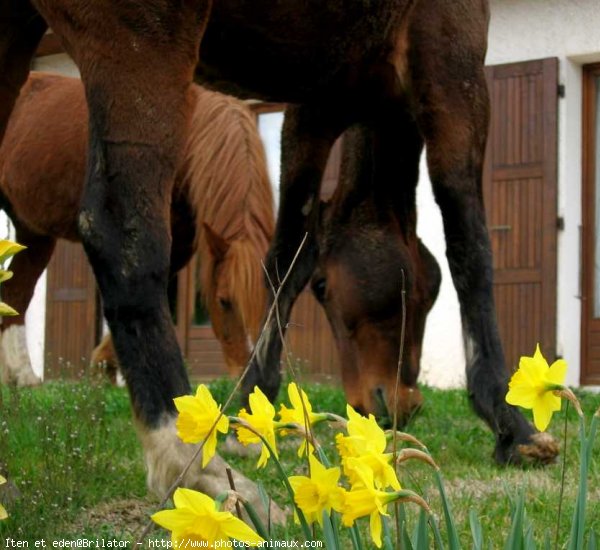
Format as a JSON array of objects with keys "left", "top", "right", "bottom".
[{"left": 311, "top": 277, "right": 327, "bottom": 303}]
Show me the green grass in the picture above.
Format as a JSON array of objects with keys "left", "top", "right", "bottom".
[{"left": 1, "top": 378, "right": 599, "bottom": 547}]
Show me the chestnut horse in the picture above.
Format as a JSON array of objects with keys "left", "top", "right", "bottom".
[{"left": 0, "top": 0, "right": 557, "bottom": 504}]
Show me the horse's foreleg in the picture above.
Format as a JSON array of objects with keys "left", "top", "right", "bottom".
[
  {"left": 0, "top": 230, "right": 55, "bottom": 386},
  {"left": 242, "top": 104, "right": 345, "bottom": 403},
  {"left": 46, "top": 2, "right": 281, "bottom": 516},
  {"left": 415, "top": 63, "right": 558, "bottom": 464},
  {"left": 0, "top": 0, "right": 46, "bottom": 144}
]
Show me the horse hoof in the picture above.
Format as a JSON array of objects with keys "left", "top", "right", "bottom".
[
  {"left": 138, "top": 416, "right": 286, "bottom": 526},
  {"left": 516, "top": 432, "right": 560, "bottom": 465},
  {"left": 0, "top": 325, "right": 42, "bottom": 387},
  {"left": 16, "top": 370, "right": 42, "bottom": 387},
  {"left": 495, "top": 431, "right": 560, "bottom": 466}
]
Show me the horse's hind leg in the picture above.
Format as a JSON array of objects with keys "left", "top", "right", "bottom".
[
  {"left": 0, "top": 0, "right": 46, "bottom": 143},
  {"left": 243, "top": 104, "right": 346, "bottom": 402},
  {"left": 410, "top": 7, "right": 557, "bottom": 464},
  {"left": 0, "top": 229, "right": 55, "bottom": 386}
]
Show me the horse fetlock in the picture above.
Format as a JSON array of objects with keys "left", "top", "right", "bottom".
[
  {"left": 0, "top": 325, "right": 41, "bottom": 387},
  {"left": 138, "top": 417, "right": 285, "bottom": 525}
]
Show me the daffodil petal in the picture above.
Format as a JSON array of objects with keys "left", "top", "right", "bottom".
[
  {"left": 202, "top": 433, "right": 218, "bottom": 468},
  {"left": 0, "top": 241, "right": 26, "bottom": 264},
  {"left": 173, "top": 488, "right": 214, "bottom": 515},
  {"left": 541, "top": 390, "right": 562, "bottom": 413},
  {"left": 0, "top": 504, "right": 7, "bottom": 520},
  {"left": 151, "top": 508, "right": 198, "bottom": 532},
  {"left": 506, "top": 385, "right": 536, "bottom": 409},
  {"left": 547, "top": 359, "right": 567, "bottom": 386},
  {"left": 0, "top": 303, "right": 18, "bottom": 316},
  {"left": 220, "top": 516, "right": 264, "bottom": 545},
  {"left": 532, "top": 399, "right": 554, "bottom": 432},
  {"left": 370, "top": 510, "right": 383, "bottom": 548}
]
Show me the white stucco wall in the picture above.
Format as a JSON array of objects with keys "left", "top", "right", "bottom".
[{"left": 417, "top": 0, "right": 600, "bottom": 388}]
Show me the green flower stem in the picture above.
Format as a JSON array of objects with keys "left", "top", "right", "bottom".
[
  {"left": 229, "top": 417, "right": 313, "bottom": 541},
  {"left": 555, "top": 401, "right": 569, "bottom": 550},
  {"left": 434, "top": 470, "right": 461, "bottom": 550},
  {"left": 567, "top": 411, "right": 598, "bottom": 550},
  {"left": 241, "top": 499, "right": 271, "bottom": 541},
  {"left": 321, "top": 510, "right": 340, "bottom": 550}
]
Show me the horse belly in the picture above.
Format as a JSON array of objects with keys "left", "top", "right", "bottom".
[{"left": 198, "top": 0, "right": 403, "bottom": 101}]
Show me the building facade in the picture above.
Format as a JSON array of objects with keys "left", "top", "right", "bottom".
[{"left": 4, "top": 0, "right": 600, "bottom": 388}]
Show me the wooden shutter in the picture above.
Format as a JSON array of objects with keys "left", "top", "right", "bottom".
[
  {"left": 581, "top": 63, "right": 600, "bottom": 384},
  {"left": 483, "top": 58, "right": 558, "bottom": 371}
]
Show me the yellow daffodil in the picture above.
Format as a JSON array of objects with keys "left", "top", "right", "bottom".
[
  {"left": 0, "top": 302, "right": 18, "bottom": 316},
  {"left": 152, "top": 488, "right": 264, "bottom": 548},
  {"left": 506, "top": 343, "right": 567, "bottom": 431},
  {"left": 336, "top": 405, "right": 400, "bottom": 490},
  {"left": 288, "top": 454, "right": 346, "bottom": 525},
  {"left": 0, "top": 475, "right": 7, "bottom": 520},
  {"left": 279, "top": 383, "right": 326, "bottom": 456},
  {"left": 341, "top": 459, "right": 397, "bottom": 548},
  {"left": 235, "top": 386, "right": 278, "bottom": 468},
  {"left": 0, "top": 240, "right": 26, "bottom": 264},
  {"left": 279, "top": 382, "right": 320, "bottom": 426},
  {"left": 174, "top": 384, "right": 229, "bottom": 467}
]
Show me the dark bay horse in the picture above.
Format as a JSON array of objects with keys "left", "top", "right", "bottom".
[{"left": 0, "top": 0, "right": 558, "bottom": 502}]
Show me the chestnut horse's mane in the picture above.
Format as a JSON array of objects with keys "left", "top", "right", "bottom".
[{"left": 180, "top": 86, "right": 275, "bottom": 340}]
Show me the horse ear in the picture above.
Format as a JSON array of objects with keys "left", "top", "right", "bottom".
[{"left": 203, "top": 223, "right": 230, "bottom": 261}]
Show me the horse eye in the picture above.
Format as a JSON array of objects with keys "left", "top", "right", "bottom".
[
  {"left": 219, "top": 298, "right": 232, "bottom": 310},
  {"left": 311, "top": 277, "right": 327, "bottom": 303}
]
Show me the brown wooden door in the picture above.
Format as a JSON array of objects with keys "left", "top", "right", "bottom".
[
  {"left": 581, "top": 63, "right": 600, "bottom": 384},
  {"left": 45, "top": 240, "right": 99, "bottom": 377},
  {"left": 178, "top": 257, "right": 230, "bottom": 379},
  {"left": 483, "top": 58, "right": 559, "bottom": 372}
]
